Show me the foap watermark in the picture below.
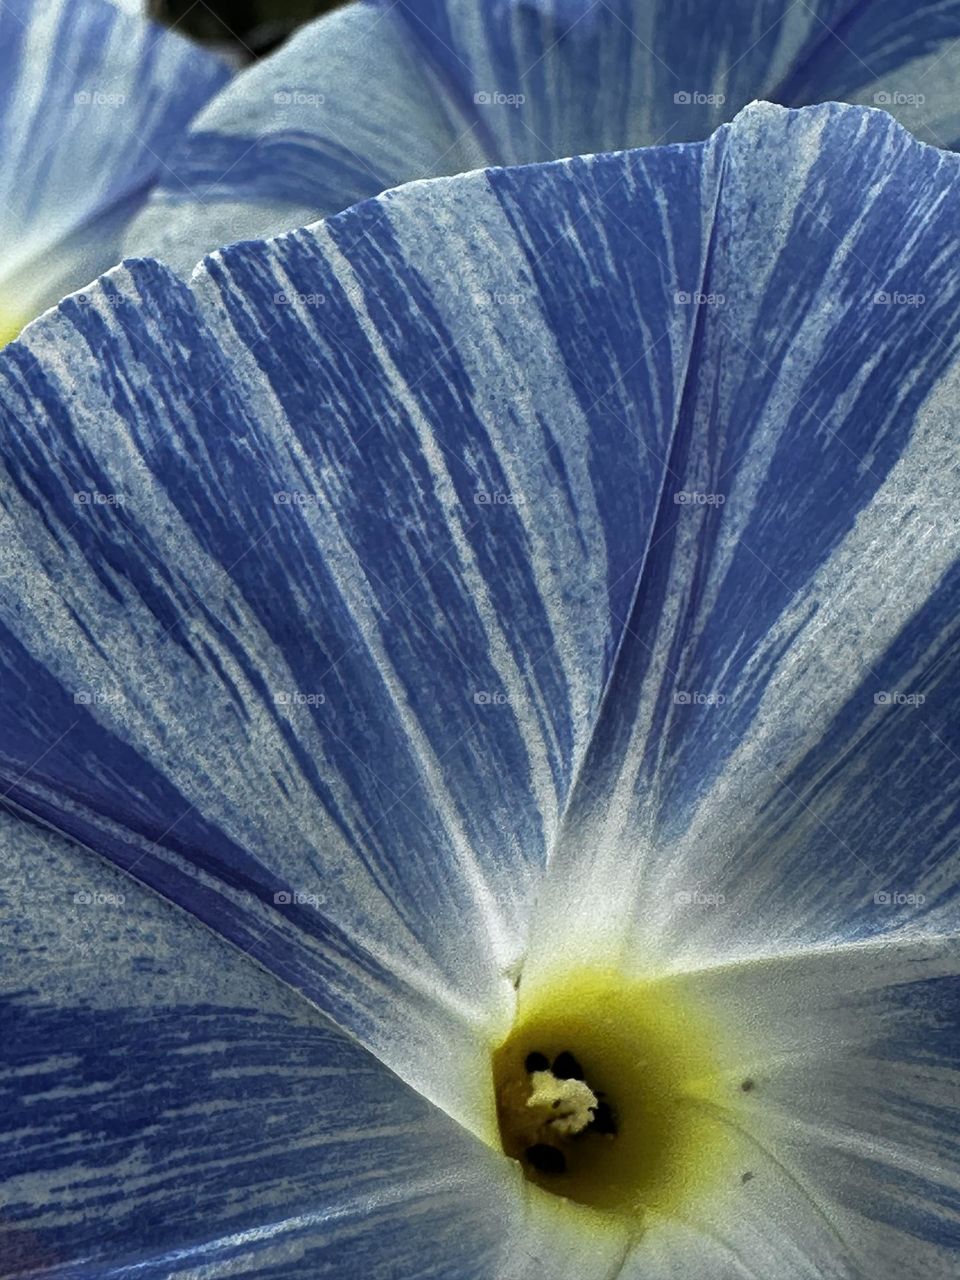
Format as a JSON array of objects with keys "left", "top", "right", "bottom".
[
  {"left": 674, "top": 290, "right": 725, "bottom": 306},
  {"left": 475, "top": 490, "right": 526, "bottom": 506},
  {"left": 273, "top": 90, "right": 325, "bottom": 106},
  {"left": 74, "top": 89, "right": 127, "bottom": 108},
  {"left": 674, "top": 690, "right": 726, "bottom": 706},
  {"left": 474, "top": 90, "right": 525, "bottom": 108},
  {"left": 74, "top": 491, "right": 125, "bottom": 506},
  {"left": 274, "top": 889, "right": 326, "bottom": 908},
  {"left": 74, "top": 889, "right": 126, "bottom": 906},
  {"left": 474, "top": 690, "right": 509, "bottom": 706},
  {"left": 274, "top": 690, "right": 326, "bottom": 707},
  {"left": 874, "top": 90, "right": 925, "bottom": 107},
  {"left": 275, "top": 290, "right": 326, "bottom": 306},
  {"left": 874, "top": 691, "right": 925, "bottom": 707},
  {"left": 674, "top": 886, "right": 726, "bottom": 907},
  {"left": 874, "top": 890, "right": 926, "bottom": 906},
  {"left": 76, "top": 292, "right": 127, "bottom": 307},
  {"left": 472, "top": 289, "right": 526, "bottom": 307},
  {"left": 873, "top": 290, "right": 925, "bottom": 307},
  {"left": 274, "top": 490, "right": 322, "bottom": 506},
  {"left": 674, "top": 90, "right": 726, "bottom": 106},
  {"left": 74, "top": 690, "right": 125, "bottom": 707},
  {"left": 673, "top": 490, "right": 725, "bottom": 506}
]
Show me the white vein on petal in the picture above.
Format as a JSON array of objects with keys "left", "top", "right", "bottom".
[{"left": 311, "top": 219, "right": 558, "bottom": 907}]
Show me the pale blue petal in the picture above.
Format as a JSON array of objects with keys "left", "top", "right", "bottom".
[
  {"left": 0, "top": 0, "right": 230, "bottom": 329},
  {"left": 124, "top": 0, "right": 960, "bottom": 273},
  {"left": 123, "top": 2, "right": 491, "bottom": 275},
  {"left": 0, "top": 808, "right": 515, "bottom": 1279},
  {"left": 522, "top": 101, "right": 960, "bottom": 981}
]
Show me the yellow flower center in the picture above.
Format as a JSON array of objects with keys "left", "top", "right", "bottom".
[
  {"left": 0, "top": 308, "right": 25, "bottom": 348},
  {"left": 492, "top": 964, "right": 735, "bottom": 1227}
]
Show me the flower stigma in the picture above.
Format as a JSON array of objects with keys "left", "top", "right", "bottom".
[{"left": 492, "top": 965, "right": 737, "bottom": 1229}]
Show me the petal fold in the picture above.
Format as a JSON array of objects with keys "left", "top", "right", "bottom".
[
  {"left": 522, "top": 100, "right": 960, "bottom": 979},
  {"left": 0, "top": 126, "right": 707, "bottom": 1128}
]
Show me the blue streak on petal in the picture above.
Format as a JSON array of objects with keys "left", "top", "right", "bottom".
[
  {"left": 0, "top": 811, "right": 510, "bottom": 1280},
  {"left": 775, "top": 0, "right": 960, "bottom": 149},
  {"left": 521, "top": 102, "right": 960, "bottom": 977},
  {"left": 124, "top": 0, "right": 960, "bottom": 276}
]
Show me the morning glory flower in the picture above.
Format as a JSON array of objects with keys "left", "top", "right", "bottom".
[
  {"left": 0, "top": 0, "right": 230, "bottom": 342},
  {"left": 1, "top": 100, "right": 958, "bottom": 1277},
  {"left": 124, "top": 0, "right": 960, "bottom": 274}
]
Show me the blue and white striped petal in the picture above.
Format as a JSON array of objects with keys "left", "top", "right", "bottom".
[
  {"left": 778, "top": 0, "right": 960, "bottom": 150},
  {"left": 0, "top": 808, "right": 518, "bottom": 1279},
  {"left": 0, "top": 0, "right": 230, "bottom": 338},
  {"left": 523, "top": 100, "right": 960, "bottom": 981},
  {"left": 2, "top": 101, "right": 960, "bottom": 1274},
  {"left": 0, "top": 119, "right": 707, "bottom": 1135},
  {"left": 124, "top": 0, "right": 960, "bottom": 274}
]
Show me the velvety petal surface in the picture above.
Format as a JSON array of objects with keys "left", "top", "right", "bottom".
[
  {"left": 3, "top": 102, "right": 959, "bottom": 1277},
  {"left": 0, "top": 808, "right": 519, "bottom": 1279},
  {"left": 620, "top": 936, "right": 960, "bottom": 1278},
  {"left": 524, "top": 100, "right": 960, "bottom": 980},
  {"left": 0, "top": 124, "right": 710, "bottom": 1132},
  {"left": 124, "top": 0, "right": 960, "bottom": 273},
  {"left": 0, "top": 0, "right": 230, "bottom": 334},
  {"left": 777, "top": 0, "right": 960, "bottom": 150}
]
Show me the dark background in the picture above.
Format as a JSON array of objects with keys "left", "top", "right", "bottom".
[{"left": 149, "top": 0, "right": 343, "bottom": 58}]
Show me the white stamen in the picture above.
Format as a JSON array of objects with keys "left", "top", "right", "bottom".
[{"left": 526, "top": 1070, "right": 598, "bottom": 1136}]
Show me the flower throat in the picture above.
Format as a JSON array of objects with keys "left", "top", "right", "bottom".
[{"left": 491, "top": 965, "right": 735, "bottom": 1224}]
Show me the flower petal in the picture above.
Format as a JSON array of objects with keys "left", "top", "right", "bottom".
[
  {"left": 0, "top": 126, "right": 709, "bottom": 1128},
  {"left": 0, "top": 808, "right": 514, "bottom": 1279},
  {"left": 123, "top": 1, "right": 491, "bottom": 275},
  {"left": 0, "top": 0, "right": 230, "bottom": 331},
  {"left": 641, "top": 935, "right": 960, "bottom": 1278},
  {"left": 777, "top": 1, "right": 960, "bottom": 150},
  {"left": 125, "top": 0, "right": 960, "bottom": 273},
  {"left": 6, "top": 93, "right": 958, "bottom": 1280},
  {"left": 520, "top": 100, "right": 960, "bottom": 980}
]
